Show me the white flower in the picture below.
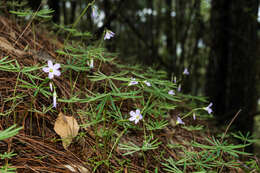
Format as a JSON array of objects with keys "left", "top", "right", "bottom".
[
  {"left": 104, "top": 30, "right": 115, "bottom": 40},
  {"left": 43, "top": 60, "right": 61, "bottom": 79},
  {"left": 183, "top": 68, "right": 189, "bottom": 75},
  {"left": 176, "top": 116, "right": 185, "bottom": 125},
  {"left": 177, "top": 84, "right": 181, "bottom": 92},
  {"left": 144, "top": 80, "right": 151, "bottom": 87},
  {"left": 204, "top": 102, "right": 213, "bottom": 114},
  {"left": 128, "top": 78, "right": 138, "bottom": 86},
  {"left": 168, "top": 90, "right": 175, "bottom": 95},
  {"left": 49, "top": 82, "right": 53, "bottom": 92},
  {"left": 89, "top": 59, "right": 94, "bottom": 68},
  {"left": 129, "top": 109, "right": 143, "bottom": 124},
  {"left": 53, "top": 91, "right": 57, "bottom": 108},
  {"left": 193, "top": 113, "right": 196, "bottom": 120}
]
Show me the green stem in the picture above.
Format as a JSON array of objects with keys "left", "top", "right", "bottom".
[
  {"left": 181, "top": 108, "right": 205, "bottom": 119},
  {"left": 108, "top": 128, "right": 127, "bottom": 159},
  {"left": 12, "top": 71, "right": 21, "bottom": 123}
]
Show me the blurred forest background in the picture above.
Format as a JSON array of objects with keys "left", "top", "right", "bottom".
[{"left": 2, "top": 0, "right": 260, "bottom": 152}]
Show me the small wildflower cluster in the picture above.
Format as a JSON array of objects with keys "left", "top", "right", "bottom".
[
  {"left": 127, "top": 78, "right": 152, "bottom": 124},
  {"left": 177, "top": 102, "right": 213, "bottom": 125},
  {"left": 168, "top": 68, "right": 189, "bottom": 96},
  {"left": 43, "top": 60, "right": 61, "bottom": 108},
  {"left": 128, "top": 78, "right": 151, "bottom": 87}
]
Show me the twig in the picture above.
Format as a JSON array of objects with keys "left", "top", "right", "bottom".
[
  {"left": 219, "top": 109, "right": 241, "bottom": 173},
  {"left": 221, "top": 109, "right": 241, "bottom": 143},
  {"left": 13, "top": 3, "right": 42, "bottom": 47}
]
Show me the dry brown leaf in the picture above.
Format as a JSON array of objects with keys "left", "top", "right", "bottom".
[{"left": 54, "top": 112, "right": 79, "bottom": 149}]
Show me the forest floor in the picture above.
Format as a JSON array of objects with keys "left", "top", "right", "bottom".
[{"left": 0, "top": 16, "right": 259, "bottom": 173}]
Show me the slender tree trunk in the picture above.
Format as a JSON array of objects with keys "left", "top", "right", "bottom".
[
  {"left": 104, "top": 0, "right": 111, "bottom": 29},
  {"left": 70, "top": 0, "right": 77, "bottom": 24},
  {"left": 62, "top": 1, "right": 68, "bottom": 25},
  {"left": 207, "top": 0, "right": 258, "bottom": 137},
  {"left": 146, "top": 0, "right": 155, "bottom": 65},
  {"left": 165, "top": 0, "right": 176, "bottom": 74},
  {"left": 48, "top": 0, "right": 60, "bottom": 23}
]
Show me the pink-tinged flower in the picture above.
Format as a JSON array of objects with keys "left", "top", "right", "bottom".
[
  {"left": 176, "top": 116, "right": 185, "bottom": 125},
  {"left": 178, "top": 84, "right": 181, "bottom": 92},
  {"left": 204, "top": 102, "right": 213, "bottom": 114},
  {"left": 144, "top": 80, "right": 151, "bottom": 87},
  {"left": 168, "top": 90, "right": 175, "bottom": 95},
  {"left": 183, "top": 68, "right": 189, "bottom": 75},
  {"left": 104, "top": 30, "right": 115, "bottom": 40},
  {"left": 129, "top": 109, "right": 143, "bottom": 124},
  {"left": 49, "top": 82, "right": 53, "bottom": 92},
  {"left": 43, "top": 60, "right": 61, "bottom": 79},
  {"left": 128, "top": 78, "right": 138, "bottom": 86},
  {"left": 53, "top": 91, "right": 57, "bottom": 108},
  {"left": 193, "top": 113, "right": 196, "bottom": 120}
]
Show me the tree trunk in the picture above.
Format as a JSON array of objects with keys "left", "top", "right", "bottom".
[
  {"left": 70, "top": 0, "right": 77, "bottom": 24},
  {"left": 62, "top": 1, "right": 67, "bottom": 25},
  {"left": 207, "top": 0, "right": 258, "bottom": 136},
  {"left": 48, "top": 0, "right": 60, "bottom": 24},
  {"left": 165, "top": 0, "right": 176, "bottom": 73}
]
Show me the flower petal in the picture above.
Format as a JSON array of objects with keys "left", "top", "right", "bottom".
[
  {"left": 193, "top": 113, "right": 196, "bottom": 120},
  {"left": 176, "top": 116, "right": 185, "bottom": 125},
  {"left": 104, "top": 30, "right": 115, "bottom": 40},
  {"left": 54, "top": 63, "right": 60, "bottom": 69},
  {"left": 53, "top": 92, "right": 57, "bottom": 108},
  {"left": 89, "top": 59, "right": 94, "bottom": 68},
  {"left": 183, "top": 68, "right": 189, "bottom": 75},
  {"left": 53, "top": 69, "right": 61, "bottom": 77},
  {"left": 130, "top": 111, "right": 136, "bottom": 117},
  {"left": 136, "top": 109, "right": 140, "bottom": 115},
  {"left": 48, "top": 72, "right": 54, "bottom": 79},
  {"left": 42, "top": 67, "right": 50, "bottom": 73},
  {"left": 144, "top": 81, "right": 151, "bottom": 86},
  {"left": 48, "top": 60, "right": 53, "bottom": 68},
  {"left": 168, "top": 90, "right": 175, "bottom": 95},
  {"left": 207, "top": 108, "right": 212, "bottom": 114},
  {"left": 178, "top": 85, "right": 181, "bottom": 92},
  {"left": 49, "top": 82, "right": 53, "bottom": 91},
  {"left": 174, "top": 77, "right": 177, "bottom": 83},
  {"left": 129, "top": 116, "right": 136, "bottom": 121}
]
